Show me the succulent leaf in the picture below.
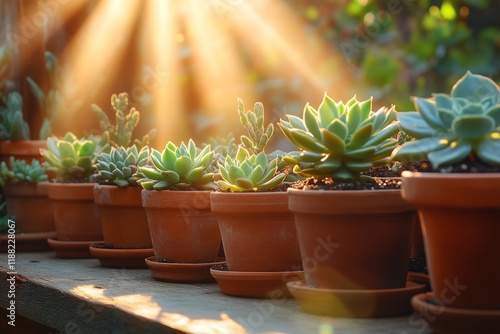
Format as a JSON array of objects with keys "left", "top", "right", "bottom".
[
  {"left": 280, "top": 93, "right": 399, "bottom": 181},
  {"left": 393, "top": 72, "right": 500, "bottom": 169},
  {"left": 137, "top": 140, "right": 216, "bottom": 190}
]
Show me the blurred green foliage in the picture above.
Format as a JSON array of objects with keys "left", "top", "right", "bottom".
[{"left": 288, "top": 0, "right": 500, "bottom": 110}]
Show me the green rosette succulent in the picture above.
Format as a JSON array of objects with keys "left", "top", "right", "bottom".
[
  {"left": 138, "top": 139, "right": 216, "bottom": 190},
  {"left": 93, "top": 146, "right": 149, "bottom": 187},
  {"left": 0, "top": 157, "right": 48, "bottom": 184},
  {"left": 40, "top": 132, "right": 110, "bottom": 182},
  {"left": 278, "top": 93, "right": 399, "bottom": 182},
  {"left": 217, "top": 147, "right": 286, "bottom": 192},
  {"left": 391, "top": 71, "right": 500, "bottom": 169}
]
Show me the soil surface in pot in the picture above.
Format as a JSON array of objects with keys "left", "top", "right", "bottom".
[
  {"left": 409, "top": 255, "right": 428, "bottom": 275},
  {"left": 293, "top": 177, "right": 402, "bottom": 190}
]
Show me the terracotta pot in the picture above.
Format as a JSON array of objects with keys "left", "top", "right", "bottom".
[
  {"left": 401, "top": 172, "right": 500, "bottom": 310},
  {"left": 3, "top": 182, "right": 54, "bottom": 233},
  {"left": 210, "top": 192, "right": 302, "bottom": 272},
  {"left": 93, "top": 185, "right": 152, "bottom": 249},
  {"left": 411, "top": 216, "right": 425, "bottom": 258},
  {"left": 288, "top": 188, "right": 415, "bottom": 290},
  {"left": 47, "top": 183, "right": 102, "bottom": 241},
  {"left": 0, "top": 140, "right": 46, "bottom": 166},
  {"left": 141, "top": 190, "right": 221, "bottom": 263}
]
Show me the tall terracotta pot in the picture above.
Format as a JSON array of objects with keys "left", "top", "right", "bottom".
[
  {"left": 210, "top": 191, "right": 302, "bottom": 272},
  {"left": 47, "top": 183, "right": 102, "bottom": 241},
  {"left": 401, "top": 172, "right": 500, "bottom": 309},
  {"left": 141, "top": 190, "right": 221, "bottom": 263},
  {"left": 0, "top": 140, "right": 46, "bottom": 166},
  {"left": 288, "top": 188, "right": 415, "bottom": 290},
  {"left": 3, "top": 182, "right": 54, "bottom": 233},
  {"left": 93, "top": 185, "right": 152, "bottom": 249}
]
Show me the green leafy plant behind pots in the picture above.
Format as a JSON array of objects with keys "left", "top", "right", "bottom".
[
  {"left": 92, "top": 92, "right": 156, "bottom": 149},
  {"left": 237, "top": 98, "right": 273, "bottom": 155},
  {"left": 0, "top": 92, "right": 30, "bottom": 140},
  {"left": 40, "top": 132, "right": 109, "bottom": 182},
  {"left": 278, "top": 93, "right": 400, "bottom": 182},
  {"left": 93, "top": 146, "right": 149, "bottom": 187},
  {"left": 27, "top": 51, "right": 81, "bottom": 140},
  {"left": 138, "top": 139, "right": 216, "bottom": 190},
  {"left": 0, "top": 156, "right": 48, "bottom": 184},
  {"left": 391, "top": 71, "right": 500, "bottom": 170}
]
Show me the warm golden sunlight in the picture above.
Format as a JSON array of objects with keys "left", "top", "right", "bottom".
[{"left": 4, "top": 0, "right": 353, "bottom": 148}]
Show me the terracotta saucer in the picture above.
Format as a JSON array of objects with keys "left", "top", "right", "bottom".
[
  {"left": 411, "top": 292, "right": 500, "bottom": 334},
  {"left": 145, "top": 256, "right": 225, "bottom": 283},
  {"left": 287, "top": 280, "right": 425, "bottom": 318},
  {"left": 407, "top": 271, "right": 431, "bottom": 291},
  {"left": 0, "top": 231, "right": 56, "bottom": 252},
  {"left": 47, "top": 238, "right": 103, "bottom": 259},
  {"left": 210, "top": 264, "right": 305, "bottom": 298},
  {"left": 89, "top": 244, "right": 154, "bottom": 268}
]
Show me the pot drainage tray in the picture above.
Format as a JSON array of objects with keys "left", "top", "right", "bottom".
[
  {"left": 287, "top": 280, "right": 425, "bottom": 318},
  {"left": 0, "top": 231, "right": 56, "bottom": 252},
  {"left": 411, "top": 292, "right": 500, "bottom": 334},
  {"left": 90, "top": 244, "right": 154, "bottom": 268},
  {"left": 48, "top": 238, "right": 102, "bottom": 259},
  {"left": 210, "top": 263, "right": 304, "bottom": 298},
  {"left": 145, "top": 256, "right": 225, "bottom": 283}
]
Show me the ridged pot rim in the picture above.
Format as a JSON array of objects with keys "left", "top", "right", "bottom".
[
  {"left": 210, "top": 191, "right": 289, "bottom": 213},
  {"left": 141, "top": 189, "right": 212, "bottom": 209},
  {"left": 401, "top": 171, "right": 500, "bottom": 207},
  {"left": 47, "top": 182, "right": 96, "bottom": 200},
  {"left": 3, "top": 181, "right": 49, "bottom": 197},
  {"left": 287, "top": 187, "right": 413, "bottom": 214},
  {"left": 0, "top": 139, "right": 47, "bottom": 155},
  {"left": 93, "top": 184, "right": 143, "bottom": 207}
]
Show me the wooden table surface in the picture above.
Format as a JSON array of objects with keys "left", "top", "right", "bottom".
[{"left": 0, "top": 251, "right": 432, "bottom": 334}]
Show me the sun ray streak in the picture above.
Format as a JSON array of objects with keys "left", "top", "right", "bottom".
[{"left": 59, "top": 0, "right": 140, "bottom": 133}]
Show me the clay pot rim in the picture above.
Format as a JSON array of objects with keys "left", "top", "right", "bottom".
[
  {"left": 2, "top": 181, "right": 49, "bottom": 196},
  {"left": 0, "top": 139, "right": 47, "bottom": 155},
  {"left": 93, "top": 184, "right": 143, "bottom": 206},
  {"left": 47, "top": 182, "right": 96, "bottom": 200},
  {"left": 402, "top": 171, "right": 500, "bottom": 180}
]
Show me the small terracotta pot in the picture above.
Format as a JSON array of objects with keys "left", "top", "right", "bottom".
[
  {"left": 210, "top": 191, "right": 302, "bottom": 272},
  {"left": 93, "top": 185, "right": 152, "bottom": 249},
  {"left": 0, "top": 140, "right": 46, "bottom": 166},
  {"left": 402, "top": 172, "right": 500, "bottom": 310},
  {"left": 141, "top": 190, "right": 221, "bottom": 263},
  {"left": 48, "top": 183, "right": 102, "bottom": 241},
  {"left": 288, "top": 188, "right": 415, "bottom": 290},
  {"left": 3, "top": 182, "right": 54, "bottom": 233}
]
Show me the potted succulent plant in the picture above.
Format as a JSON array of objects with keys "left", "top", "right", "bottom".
[
  {"left": 138, "top": 139, "right": 223, "bottom": 282},
  {"left": 278, "top": 93, "right": 421, "bottom": 318},
  {"left": 92, "top": 145, "right": 153, "bottom": 267},
  {"left": 0, "top": 45, "right": 44, "bottom": 165},
  {"left": 40, "top": 132, "right": 109, "bottom": 258},
  {"left": 0, "top": 50, "right": 72, "bottom": 165},
  {"left": 391, "top": 71, "right": 500, "bottom": 333},
  {"left": 209, "top": 99, "right": 303, "bottom": 298},
  {"left": 90, "top": 92, "right": 156, "bottom": 267},
  {"left": 0, "top": 157, "right": 54, "bottom": 251}
]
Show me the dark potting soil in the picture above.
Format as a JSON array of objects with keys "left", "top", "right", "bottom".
[
  {"left": 211, "top": 263, "right": 228, "bottom": 271},
  {"left": 156, "top": 258, "right": 175, "bottom": 263},
  {"left": 91, "top": 243, "right": 114, "bottom": 249},
  {"left": 409, "top": 255, "right": 428, "bottom": 274},
  {"left": 292, "top": 177, "right": 402, "bottom": 191}
]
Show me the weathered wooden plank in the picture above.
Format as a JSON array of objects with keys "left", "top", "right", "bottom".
[{"left": 0, "top": 252, "right": 431, "bottom": 333}]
